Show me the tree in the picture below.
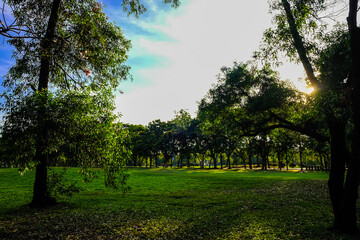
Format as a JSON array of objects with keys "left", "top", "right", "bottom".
[
  {"left": 2, "top": 90, "right": 131, "bottom": 196},
  {"left": 259, "top": 0, "right": 359, "bottom": 231},
  {"left": 146, "top": 120, "right": 168, "bottom": 167},
  {"left": 0, "top": 0, "right": 180, "bottom": 206},
  {"left": 171, "top": 109, "right": 193, "bottom": 167},
  {"left": 124, "top": 124, "right": 147, "bottom": 167},
  {"left": 341, "top": 0, "right": 360, "bottom": 233}
]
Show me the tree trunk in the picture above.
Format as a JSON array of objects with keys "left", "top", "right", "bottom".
[
  {"left": 210, "top": 150, "right": 217, "bottom": 169},
  {"left": 278, "top": 151, "right": 282, "bottom": 171},
  {"left": 261, "top": 153, "right": 267, "bottom": 170},
  {"left": 213, "top": 155, "right": 217, "bottom": 169},
  {"left": 133, "top": 155, "right": 137, "bottom": 167},
  {"left": 220, "top": 154, "right": 223, "bottom": 169},
  {"left": 243, "top": 153, "right": 247, "bottom": 169},
  {"left": 248, "top": 154, "right": 252, "bottom": 169},
  {"left": 341, "top": 1, "right": 360, "bottom": 232},
  {"left": 31, "top": 0, "right": 62, "bottom": 207},
  {"left": 227, "top": 154, "right": 232, "bottom": 169},
  {"left": 327, "top": 120, "right": 347, "bottom": 230}
]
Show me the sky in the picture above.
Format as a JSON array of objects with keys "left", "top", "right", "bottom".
[
  {"left": 0, "top": 0, "right": 309, "bottom": 125},
  {"left": 105, "top": 0, "right": 308, "bottom": 125}
]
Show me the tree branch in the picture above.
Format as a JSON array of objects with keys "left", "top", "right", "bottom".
[
  {"left": 269, "top": 111, "right": 328, "bottom": 142},
  {"left": 281, "top": 0, "right": 320, "bottom": 89}
]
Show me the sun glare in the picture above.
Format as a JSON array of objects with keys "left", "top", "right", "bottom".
[{"left": 305, "top": 87, "right": 314, "bottom": 94}]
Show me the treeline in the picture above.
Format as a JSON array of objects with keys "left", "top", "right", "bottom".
[{"left": 123, "top": 63, "right": 330, "bottom": 171}]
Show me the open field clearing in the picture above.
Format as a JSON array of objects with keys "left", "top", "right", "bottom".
[{"left": 0, "top": 168, "right": 358, "bottom": 239}]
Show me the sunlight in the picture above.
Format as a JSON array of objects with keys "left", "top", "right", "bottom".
[{"left": 305, "top": 87, "right": 314, "bottom": 94}]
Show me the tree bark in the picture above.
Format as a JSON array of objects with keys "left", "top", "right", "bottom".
[{"left": 31, "top": 0, "right": 62, "bottom": 207}]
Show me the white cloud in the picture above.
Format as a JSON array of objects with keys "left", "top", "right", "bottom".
[{"left": 114, "top": 0, "right": 305, "bottom": 125}]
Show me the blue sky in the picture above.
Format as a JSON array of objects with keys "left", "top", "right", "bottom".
[{"left": 0, "top": 0, "right": 309, "bottom": 125}]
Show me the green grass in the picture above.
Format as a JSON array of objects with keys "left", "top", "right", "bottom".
[{"left": 0, "top": 167, "right": 358, "bottom": 239}]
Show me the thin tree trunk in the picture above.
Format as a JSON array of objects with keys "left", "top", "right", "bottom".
[
  {"left": 220, "top": 154, "right": 223, "bottom": 169},
  {"left": 286, "top": 152, "right": 289, "bottom": 171},
  {"left": 243, "top": 156, "right": 247, "bottom": 169},
  {"left": 248, "top": 154, "right": 252, "bottom": 169},
  {"left": 213, "top": 155, "right": 217, "bottom": 169},
  {"left": 261, "top": 152, "right": 267, "bottom": 170},
  {"left": 278, "top": 151, "right": 282, "bottom": 171},
  {"left": 133, "top": 155, "right": 137, "bottom": 167},
  {"left": 31, "top": 0, "right": 62, "bottom": 207},
  {"left": 227, "top": 154, "right": 232, "bottom": 169}
]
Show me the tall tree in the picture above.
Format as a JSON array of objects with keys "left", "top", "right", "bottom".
[
  {"left": 259, "top": 0, "right": 358, "bottom": 232},
  {"left": 342, "top": 0, "right": 360, "bottom": 233},
  {"left": 0, "top": 0, "right": 180, "bottom": 206}
]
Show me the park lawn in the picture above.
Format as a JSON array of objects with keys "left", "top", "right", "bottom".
[{"left": 0, "top": 167, "right": 358, "bottom": 239}]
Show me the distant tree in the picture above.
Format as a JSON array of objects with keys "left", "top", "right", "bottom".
[
  {"left": 188, "top": 119, "right": 208, "bottom": 168},
  {"left": 197, "top": 62, "right": 325, "bottom": 165},
  {"left": 171, "top": 109, "right": 193, "bottom": 167},
  {"left": 124, "top": 124, "right": 147, "bottom": 167},
  {"left": 146, "top": 120, "right": 175, "bottom": 167},
  {"left": 271, "top": 129, "right": 298, "bottom": 170}
]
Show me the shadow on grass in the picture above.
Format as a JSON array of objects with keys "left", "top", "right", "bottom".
[{"left": 0, "top": 168, "right": 358, "bottom": 239}]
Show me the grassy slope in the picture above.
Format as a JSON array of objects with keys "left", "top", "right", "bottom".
[{"left": 0, "top": 167, "right": 357, "bottom": 239}]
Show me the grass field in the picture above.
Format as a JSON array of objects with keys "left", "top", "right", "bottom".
[{"left": 0, "top": 167, "right": 358, "bottom": 239}]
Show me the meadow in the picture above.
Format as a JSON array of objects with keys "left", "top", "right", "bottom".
[{"left": 0, "top": 167, "right": 357, "bottom": 239}]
